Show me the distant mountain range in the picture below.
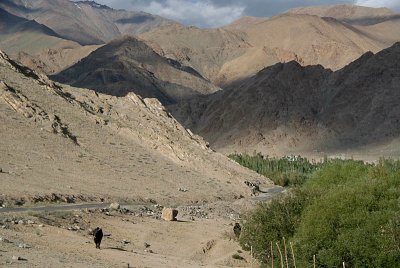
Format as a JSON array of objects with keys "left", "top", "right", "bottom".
[
  {"left": 140, "top": 4, "right": 400, "bottom": 86},
  {"left": 0, "top": 0, "right": 178, "bottom": 45}
]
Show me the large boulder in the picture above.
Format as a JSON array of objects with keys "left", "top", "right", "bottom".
[
  {"left": 161, "top": 208, "right": 178, "bottom": 221},
  {"left": 109, "top": 203, "right": 120, "bottom": 210}
]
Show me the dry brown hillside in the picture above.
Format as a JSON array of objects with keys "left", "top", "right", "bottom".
[
  {"left": 14, "top": 45, "right": 101, "bottom": 75},
  {"left": 287, "top": 5, "right": 400, "bottom": 51},
  {"left": 0, "top": 49, "right": 271, "bottom": 206},
  {"left": 53, "top": 36, "right": 220, "bottom": 104},
  {"left": 170, "top": 43, "right": 400, "bottom": 160},
  {"left": 140, "top": 5, "right": 400, "bottom": 86},
  {"left": 287, "top": 4, "right": 395, "bottom": 25},
  {"left": 139, "top": 24, "right": 251, "bottom": 84}
]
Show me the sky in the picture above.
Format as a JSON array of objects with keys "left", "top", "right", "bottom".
[{"left": 92, "top": 0, "right": 400, "bottom": 27}]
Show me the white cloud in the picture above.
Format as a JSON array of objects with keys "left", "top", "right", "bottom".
[
  {"left": 355, "top": 0, "right": 400, "bottom": 9},
  {"left": 95, "top": 0, "right": 245, "bottom": 27},
  {"left": 140, "top": 0, "right": 245, "bottom": 27},
  {"left": 92, "top": 0, "right": 400, "bottom": 27}
]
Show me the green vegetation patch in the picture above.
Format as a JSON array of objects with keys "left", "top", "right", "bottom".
[
  {"left": 229, "top": 153, "right": 320, "bottom": 186},
  {"left": 236, "top": 156, "right": 400, "bottom": 268}
]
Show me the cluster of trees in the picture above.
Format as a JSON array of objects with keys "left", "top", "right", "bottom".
[
  {"left": 232, "top": 156, "right": 400, "bottom": 267},
  {"left": 229, "top": 153, "right": 320, "bottom": 186}
]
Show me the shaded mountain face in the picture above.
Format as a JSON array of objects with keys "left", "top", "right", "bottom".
[
  {"left": 0, "top": 49, "right": 270, "bottom": 204},
  {"left": 0, "top": 0, "right": 178, "bottom": 45},
  {"left": 53, "top": 36, "right": 220, "bottom": 104},
  {"left": 170, "top": 43, "right": 400, "bottom": 158},
  {"left": 140, "top": 8, "right": 400, "bottom": 86}
]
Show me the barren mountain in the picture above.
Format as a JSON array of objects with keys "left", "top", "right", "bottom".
[
  {"left": 139, "top": 24, "right": 251, "bottom": 84},
  {"left": 0, "top": 0, "right": 178, "bottom": 45},
  {"left": 286, "top": 4, "right": 400, "bottom": 47},
  {"left": 0, "top": 6, "right": 102, "bottom": 75},
  {"left": 54, "top": 36, "right": 220, "bottom": 104},
  {"left": 224, "top": 16, "right": 268, "bottom": 30},
  {"left": 218, "top": 13, "right": 387, "bottom": 84},
  {"left": 0, "top": 7, "right": 78, "bottom": 55},
  {"left": 287, "top": 4, "right": 396, "bottom": 25},
  {"left": 140, "top": 8, "right": 398, "bottom": 86},
  {"left": 171, "top": 43, "right": 400, "bottom": 159},
  {"left": 0, "top": 48, "right": 270, "bottom": 206}
]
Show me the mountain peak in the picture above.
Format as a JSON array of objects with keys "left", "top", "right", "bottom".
[{"left": 74, "top": 0, "right": 113, "bottom": 10}]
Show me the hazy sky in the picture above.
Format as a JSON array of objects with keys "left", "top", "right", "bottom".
[{"left": 93, "top": 0, "right": 400, "bottom": 27}]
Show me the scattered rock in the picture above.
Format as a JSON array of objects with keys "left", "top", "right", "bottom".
[
  {"left": 18, "top": 220, "right": 24, "bottom": 225},
  {"left": 0, "top": 237, "right": 12, "bottom": 243},
  {"left": 178, "top": 187, "right": 188, "bottom": 192},
  {"left": 68, "top": 225, "right": 82, "bottom": 231},
  {"left": 161, "top": 208, "right": 178, "bottom": 221},
  {"left": 122, "top": 239, "right": 130, "bottom": 245},
  {"left": 144, "top": 249, "right": 153, "bottom": 253},
  {"left": 12, "top": 256, "right": 27, "bottom": 261},
  {"left": 109, "top": 203, "right": 120, "bottom": 210},
  {"left": 144, "top": 242, "right": 151, "bottom": 248},
  {"left": 27, "top": 220, "right": 35, "bottom": 225},
  {"left": 18, "top": 243, "right": 32, "bottom": 249}
]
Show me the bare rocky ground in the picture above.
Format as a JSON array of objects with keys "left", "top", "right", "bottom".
[{"left": 0, "top": 201, "right": 261, "bottom": 267}]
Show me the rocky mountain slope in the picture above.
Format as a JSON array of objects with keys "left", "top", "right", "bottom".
[
  {"left": 0, "top": 0, "right": 177, "bottom": 45},
  {"left": 171, "top": 42, "right": 400, "bottom": 159},
  {"left": 53, "top": 36, "right": 220, "bottom": 104},
  {"left": 140, "top": 5, "right": 400, "bottom": 86},
  {"left": 0, "top": 49, "right": 270, "bottom": 205}
]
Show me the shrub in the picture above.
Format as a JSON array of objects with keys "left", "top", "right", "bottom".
[{"left": 232, "top": 254, "right": 245, "bottom": 260}]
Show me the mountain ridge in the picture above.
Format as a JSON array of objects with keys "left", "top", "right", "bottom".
[
  {"left": 53, "top": 36, "right": 220, "bottom": 104},
  {"left": 170, "top": 42, "right": 400, "bottom": 159}
]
